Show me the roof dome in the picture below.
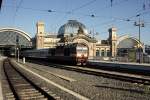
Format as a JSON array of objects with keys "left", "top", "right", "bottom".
[{"left": 58, "top": 20, "right": 88, "bottom": 38}]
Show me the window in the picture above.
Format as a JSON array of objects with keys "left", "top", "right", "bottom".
[
  {"left": 106, "top": 50, "right": 110, "bottom": 57},
  {"left": 96, "top": 50, "right": 100, "bottom": 57},
  {"left": 101, "top": 50, "right": 105, "bottom": 57}
]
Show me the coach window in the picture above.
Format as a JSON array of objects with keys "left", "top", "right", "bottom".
[{"left": 51, "top": 49, "right": 55, "bottom": 56}]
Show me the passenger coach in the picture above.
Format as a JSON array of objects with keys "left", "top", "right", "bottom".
[{"left": 22, "top": 43, "right": 88, "bottom": 65}]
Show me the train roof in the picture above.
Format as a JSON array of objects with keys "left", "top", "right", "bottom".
[
  {"left": 23, "top": 48, "right": 49, "bottom": 52},
  {"left": 57, "top": 43, "right": 85, "bottom": 47}
]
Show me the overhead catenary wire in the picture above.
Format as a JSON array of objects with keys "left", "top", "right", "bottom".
[
  {"left": 91, "top": 7, "right": 150, "bottom": 31},
  {"left": 1, "top": 0, "right": 149, "bottom": 35},
  {"left": 4, "top": 4, "right": 148, "bottom": 23},
  {"left": 15, "top": 0, "right": 23, "bottom": 13},
  {"left": 70, "top": 0, "right": 97, "bottom": 13},
  {"left": 2, "top": 0, "right": 129, "bottom": 18},
  {"left": 12, "top": 0, "right": 23, "bottom": 25}
]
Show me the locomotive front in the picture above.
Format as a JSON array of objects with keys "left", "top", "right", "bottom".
[{"left": 76, "top": 44, "right": 88, "bottom": 65}]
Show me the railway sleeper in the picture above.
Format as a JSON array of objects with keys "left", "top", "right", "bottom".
[
  {"left": 1, "top": 84, "right": 15, "bottom": 99},
  {"left": 19, "top": 90, "right": 39, "bottom": 94},
  {"left": 14, "top": 85, "right": 36, "bottom": 90},
  {"left": 4, "top": 93, "right": 15, "bottom": 100},
  {"left": 6, "top": 98, "right": 16, "bottom": 100},
  {"left": 20, "top": 88, "right": 37, "bottom": 92},
  {"left": 19, "top": 92, "right": 42, "bottom": 97},
  {"left": 41, "top": 87, "right": 62, "bottom": 100},
  {"left": 5, "top": 61, "right": 55, "bottom": 100},
  {"left": 20, "top": 95, "right": 46, "bottom": 99},
  {"left": 1, "top": 71, "right": 15, "bottom": 100},
  {"left": 16, "top": 87, "right": 37, "bottom": 98},
  {"left": 5, "top": 93, "right": 15, "bottom": 99},
  {"left": 19, "top": 94, "right": 44, "bottom": 98},
  {"left": 14, "top": 83, "right": 30, "bottom": 87},
  {"left": 6, "top": 97, "right": 15, "bottom": 100},
  {"left": 2, "top": 83, "right": 13, "bottom": 94}
]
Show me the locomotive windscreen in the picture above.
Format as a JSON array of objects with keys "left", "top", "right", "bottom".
[{"left": 76, "top": 44, "right": 88, "bottom": 57}]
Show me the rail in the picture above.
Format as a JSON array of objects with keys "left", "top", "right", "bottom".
[{"left": 3, "top": 59, "right": 55, "bottom": 100}]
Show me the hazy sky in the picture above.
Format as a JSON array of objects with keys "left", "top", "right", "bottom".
[{"left": 0, "top": 0, "right": 150, "bottom": 44}]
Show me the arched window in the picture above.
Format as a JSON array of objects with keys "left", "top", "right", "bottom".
[
  {"left": 106, "top": 50, "right": 110, "bottom": 57},
  {"left": 96, "top": 50, "right": 100, "bottom": 57},
  {"left": 101, "top": 50, "right": 105, "bottom": 57}
]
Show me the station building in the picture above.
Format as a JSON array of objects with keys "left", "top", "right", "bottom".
[
  {"left": 35, "top": 20, "right": 143, "bottom": 62},
  {"left": 0, "top": 19, "right": 145, "bottom": 62}
]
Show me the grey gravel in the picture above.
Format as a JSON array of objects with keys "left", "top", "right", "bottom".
[{"left": 19, "top": 61, "right": 150, "bottom": 100}]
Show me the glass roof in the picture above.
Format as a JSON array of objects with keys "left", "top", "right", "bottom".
[
  {"left": 117, "top": 38, "right": 138, "bottom": 49},
  {"left": 58, "top": 20, "right": 88, "bottom": 37},
  {"left": 0, "top": 31, "right": 31, "bottom": 47}
]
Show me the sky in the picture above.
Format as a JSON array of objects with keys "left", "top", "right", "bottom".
[{"left": 0, "top": 0, "right": 150, "bottom": 44}]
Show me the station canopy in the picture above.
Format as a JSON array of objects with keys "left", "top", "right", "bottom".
[
  {"left": 117, "top": 35, "right": 142, "bottom": 49},
  {"left": 0, "top": 28, "right": 32, "bottom": 48}
]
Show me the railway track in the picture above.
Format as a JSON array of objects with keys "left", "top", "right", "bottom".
[
  {"left": 46, "top": 63, "right": 150, "bottom": 85},
  {"left": 18, "top": 60, "right": 150, "bottom": 100},
  {"left": 6, "top": 59, "right": 150, "bottom": 100},
  {"left": 2, "top": 59, "right": 55, "bottom": 100},
  {"left": 24, "top": 59, "right": 150, "bottom": 85}
]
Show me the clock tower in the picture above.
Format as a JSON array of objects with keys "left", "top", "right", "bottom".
[
  {"left": 36, "top": 21, "right": 45, "bottom": 49},
  {"left": 109, "top": 27, "right": 117, "bottom": 57}
]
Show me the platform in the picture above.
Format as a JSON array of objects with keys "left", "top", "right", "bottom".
[
  {"left": 87, "top": 60, "right": 150, "bottom": 75},
  {"left": 0, "top": 56, "right": 6, "bottom": 100}
]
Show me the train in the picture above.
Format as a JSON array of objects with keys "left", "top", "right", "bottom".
[{"left": 21, "top": 43, "right": 88, "bottom": 65}]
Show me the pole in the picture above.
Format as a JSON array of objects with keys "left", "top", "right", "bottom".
[
  {"left": 16, "top": 35, "right": 19, "bottom": 62},
  {"left": 138, "top": 18, "right": 141, "bottom": 63},
  {"left": 134, "top": 15, "right": 144, "bottom": 63},
  {"left": 93, "top": 29, "right": 95, "bottom": 60},
  {"left": 93, "top": 31, "right": 94, "bottom": 60},
  {"left": 17, "top": 48, "right": 19, "bottom": 62},
  {"left": 15, "top": 45, "right": 16, "bottom": 60}
]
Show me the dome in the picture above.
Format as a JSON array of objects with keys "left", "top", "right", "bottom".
[{"left": 58, "top": 20, "right": 88, "bottom": 37}]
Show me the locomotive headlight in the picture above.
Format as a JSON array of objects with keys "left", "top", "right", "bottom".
[
  {"left": 77, "top": 54, "right": 87, "bottom": 58},
  {"left": 84, "top": 54, "right": 87, "bottom": 57},
  {"left": 77, "top": 53, "right": 81, "bottom": 57}
]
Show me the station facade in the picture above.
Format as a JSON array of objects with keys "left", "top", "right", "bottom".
[
  {"left": 35, "top": 20, "right": 143, "bottom": 62},
  {"left": 0, "top": 20, "right": 144, "bottom": 62}
]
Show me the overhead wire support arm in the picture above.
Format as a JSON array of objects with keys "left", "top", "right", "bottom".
[{"left": 0, "top": 0, "right": 2, "bottom": 11}]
